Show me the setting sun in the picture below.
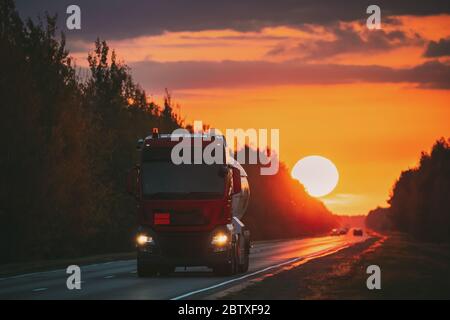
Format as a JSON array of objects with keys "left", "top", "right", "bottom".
[{"left": 291, "top": 156, "right": 339, "bottom": 198}]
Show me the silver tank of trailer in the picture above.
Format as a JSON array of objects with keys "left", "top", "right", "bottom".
[{"left": 230, "top": 160, "right": 250, "bottom": 220}]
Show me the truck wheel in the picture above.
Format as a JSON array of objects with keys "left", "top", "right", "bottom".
[
  {"left": 235, "top": 235, "right": 249, "bottom": 273},
  {"left": 158, "top": 265, "right": 175, "bottom": 276},
  {"left": 238, "top": 249, "right": 249, "bottom": 273},
  {"left": 213, "top": 245, "right": 237, "bottom": 276},
  {"left": 137, "top": 259, "right": 157, "bottom": 277}
]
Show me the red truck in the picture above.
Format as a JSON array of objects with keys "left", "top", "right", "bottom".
[{"left": 127, "top": 130, "right": 251, "bottom": 277}]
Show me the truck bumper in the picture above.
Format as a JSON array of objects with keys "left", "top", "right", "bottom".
[{"left": 136, "top": 229, "right": 232, "bottom": 268}]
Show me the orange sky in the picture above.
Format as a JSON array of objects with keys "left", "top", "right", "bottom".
[
  {"left": 173, "top": 84, "right": 449, "bottom": 214},
  {"left": 67, "top": 13, "right": 450, "bottom": 215}
]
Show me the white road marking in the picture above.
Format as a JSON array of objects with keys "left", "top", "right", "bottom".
[
  {"left": 0, "top": 259, "right": 134, "bottom": 281},
  {"left": 32, "top": 287, "right": 48, "bottom": 292},
  {"left": 171, "top": 257, "right": 303, "bottom": 300},
  {"left": 171, "top": 243, "right": 351, "bottom": 300},
  {"left": 104, "top": 275, "right": 115, "bottom": 279},
  {"left": 0, "top": 268, "right": 66, "bottom": 281}
]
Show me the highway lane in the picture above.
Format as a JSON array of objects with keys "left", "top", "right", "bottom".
[{"left": 0, "top": 233, "right": 368, "bottom": 300}]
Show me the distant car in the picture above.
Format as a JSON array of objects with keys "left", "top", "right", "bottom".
[
  {"left": 353, "top": 229, "right": 363, "bottom": 236},
  {"left": 330, "top": 228, "right": 340, "bottom": 236},
  {"left": 339, "top": 228, "right": 348, "bottom": 235}
]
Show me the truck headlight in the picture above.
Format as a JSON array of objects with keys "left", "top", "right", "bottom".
[
  {"left": 211, "top": 233, "right": 229, "bottom": 246},
  {"left": 136, "top": 234, "right": 154, "bottom": 246}
]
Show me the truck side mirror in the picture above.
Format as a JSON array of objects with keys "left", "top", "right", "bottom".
[
  {"left": 218, "top": 165, "right": 228, "bottom": 177},
  {"left": 232, "top": 167, "right": 242, "bottom": 195},
  {"left": 136, "top": 139, "right": 144, "bottom": 151},
  {"left": 126, "top": 165, "right": 140, "bottom": 198}
]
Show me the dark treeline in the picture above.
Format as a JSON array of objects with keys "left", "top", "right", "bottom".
[
  {"left": 366, "top": 207, "right": 391, "bottom": 232},
  {"left": 0, "top": 0, "right": 337, "bottom": 264},
  {"left": 366, "top": 139, "right": 450, "bottom": 242},
  {"left": 0, "top": 1, "right": 181, "bottom": 263}
]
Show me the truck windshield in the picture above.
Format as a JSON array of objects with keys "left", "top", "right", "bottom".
[{"left": 141, "top": 162, "right": 226, "bottom": 199}]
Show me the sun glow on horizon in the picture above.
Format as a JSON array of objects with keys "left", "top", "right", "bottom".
[{"left": 291, "top": 156, "right": 339, "bottom": 198}]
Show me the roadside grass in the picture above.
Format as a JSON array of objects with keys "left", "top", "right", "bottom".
[
  {"left": 222, "top": 233, "right": 450, "bottom": 299},
  {"left": 354, "top": 233, "right": 450, "bottom": 299}
]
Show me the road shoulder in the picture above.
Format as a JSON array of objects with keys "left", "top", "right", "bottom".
[{"left": 218, "top": 233, "right": 450, "bottom": 299}]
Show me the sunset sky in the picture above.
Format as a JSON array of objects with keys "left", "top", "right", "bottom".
[{"left": 16, "top": 1, "right": 450, "bottom": 215}]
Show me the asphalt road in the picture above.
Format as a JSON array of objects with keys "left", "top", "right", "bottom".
[{"left": 0, "top": 233, "right": 368, "bottom": 300}]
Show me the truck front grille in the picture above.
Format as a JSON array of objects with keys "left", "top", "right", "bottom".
[{"left": 158, "top": 232, "right": 210, "bottom": 259}]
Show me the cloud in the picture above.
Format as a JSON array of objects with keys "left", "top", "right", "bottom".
[
  {"left": 129, "top": 59, "right": 450, "bottom": 91},
  {"left": 15, "top": 0, "right": 450, "bottom": 40},
  {"left": 424, "top": 38, "right": 450, "bottom": 57},
  {"left": 267, "top": 23, "right": 423, "bottom": 60}
]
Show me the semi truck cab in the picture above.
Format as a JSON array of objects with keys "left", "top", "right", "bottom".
[{"left": 127, "top": 131, "right": 250, "bottom": 277}]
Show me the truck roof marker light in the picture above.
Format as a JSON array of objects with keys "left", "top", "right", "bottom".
[{"left": 152, "top": 128, "right": 159, "bottom": 138}]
